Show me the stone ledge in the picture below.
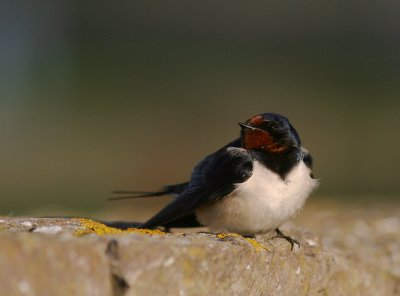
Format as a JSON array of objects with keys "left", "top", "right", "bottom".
[{"left": 0, "top": 217, "right": 398, "bottom": 296}]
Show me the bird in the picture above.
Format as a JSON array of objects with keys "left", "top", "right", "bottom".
[{"left": 110, "top": 113, "right": 319, "bottom": 248}]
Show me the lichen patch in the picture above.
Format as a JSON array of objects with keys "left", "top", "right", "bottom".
[
  {"left": 217, "top": 233, "right": 271, "bottom": 252},
  {"left": 73, "top": 218, "right": 165, "bottom": 237}
]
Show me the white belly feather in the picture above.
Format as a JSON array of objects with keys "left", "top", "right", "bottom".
[{"left": 195, "top": 161, "right": 319, "bottom": 234}]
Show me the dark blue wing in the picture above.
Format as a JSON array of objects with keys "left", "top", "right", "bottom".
[{"left": 141, "top": 146, "right": 253, "bottom": 229}]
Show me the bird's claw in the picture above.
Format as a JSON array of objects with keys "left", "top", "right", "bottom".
[{"left": 271, "top": 228, "right": 300, "bottom": 250}]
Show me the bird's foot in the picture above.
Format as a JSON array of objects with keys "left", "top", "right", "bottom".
[{"left": 271, "top": 228, "right": 300, "bottom": 250}]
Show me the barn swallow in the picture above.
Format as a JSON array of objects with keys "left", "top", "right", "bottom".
[{"left": 111, "top": 113, "right": 318, "bottom": 248}]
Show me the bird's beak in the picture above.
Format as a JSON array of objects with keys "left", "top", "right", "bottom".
[{"left": 238, "top": 122, "right": 257, "bottom": 131}]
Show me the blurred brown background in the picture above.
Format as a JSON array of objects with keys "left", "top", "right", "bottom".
[{"left": 0, "top": 1, "right": 399, "bottom": 218}]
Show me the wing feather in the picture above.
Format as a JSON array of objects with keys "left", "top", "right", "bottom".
[{"left": 141, "top": 147, "right": 253, "bottom": 229}]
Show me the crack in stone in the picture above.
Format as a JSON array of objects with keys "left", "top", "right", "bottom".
[
  {"left": 111, "top": 273, "right": 130, "bottom": 296},
  {"left": 106, "top": 239, "right": 130, "bottom": 296},
  {"left": 106, "top": 239, "right": 120, "bottom": 261}
]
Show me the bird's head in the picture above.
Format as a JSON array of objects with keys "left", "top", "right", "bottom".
[{"left": 239, "top": 113, "right": 301, "bottom": 153}]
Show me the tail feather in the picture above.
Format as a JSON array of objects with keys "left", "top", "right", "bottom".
[
  {"left": 101, "top": 221, "right": 144, "bottom": 229},
  {"left": 109, "top": 182, "right": 189, "bottom": 201},
  {"left": 109, "top": 190, "right": 167, "bottom": 200}
]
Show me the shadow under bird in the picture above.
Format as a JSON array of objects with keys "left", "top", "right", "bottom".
[{"left": 110, "top": 113, "right": 319, "bottom": 248}]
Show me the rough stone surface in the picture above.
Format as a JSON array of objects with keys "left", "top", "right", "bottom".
[
  {"left": 0, "top": 205, "right": 399, "bottom": 296},
  {"left": 0, "top": 232, "right": 112, "bottom": 296}
]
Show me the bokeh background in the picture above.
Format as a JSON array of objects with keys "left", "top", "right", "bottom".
[{"left": 1, "top": 1, "right": 399, "bottom": 219}]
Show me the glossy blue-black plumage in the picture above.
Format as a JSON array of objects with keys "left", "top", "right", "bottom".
[
  {"left": 111, "top": 113, "right": 311, "bottom": 230},
  {"left": 141, "top": 146, "right": 253, "bottom": 229}
]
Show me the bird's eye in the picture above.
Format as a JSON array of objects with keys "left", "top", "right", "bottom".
[{"left": 263, "top": 121, "right": 280, "bottom": 130}]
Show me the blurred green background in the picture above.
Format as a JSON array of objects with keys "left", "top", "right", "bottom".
[{"left": 0, "top": 1, "right": 399, "bottom": 216}]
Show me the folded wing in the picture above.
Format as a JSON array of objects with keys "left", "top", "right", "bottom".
[{"left": 141, "top": 147, "right": 254, "bottom": 229}]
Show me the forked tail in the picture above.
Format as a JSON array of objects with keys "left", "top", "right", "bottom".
[{"left": 109, "top": 182, "right": 189, "bottom": 200}]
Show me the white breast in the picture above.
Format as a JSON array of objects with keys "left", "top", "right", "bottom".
[{"left": 195, "top": 160, "right": 319, "bottom": 234}]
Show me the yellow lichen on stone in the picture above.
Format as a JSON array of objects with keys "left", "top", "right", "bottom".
[
  {"left": 216, "top": 232, "right": 241, "bottom": 239},
  {"left": 216, "top": 233, "right": 271, "bottom": 252},
  {"left": 73, "top": 218, "right": 165, "bottom": 237},
  {"left": 243, "top": 237, "right": 272, "bottom": 253}
]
